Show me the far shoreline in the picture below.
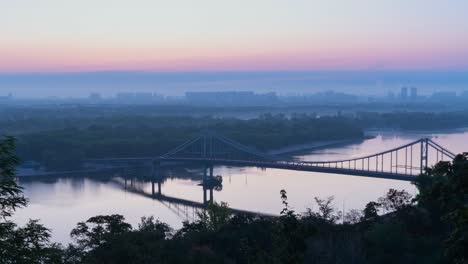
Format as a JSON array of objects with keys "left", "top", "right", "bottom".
[{"left": 267, "top": 136, "right": 372, "bottom": 157}]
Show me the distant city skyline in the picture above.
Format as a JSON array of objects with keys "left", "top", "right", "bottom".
[
  {"left": 1, "top": 71, "right": 468, "bottom": 98},
  {"left": 1, "top": 0, "right": 468, "bottom": 72}
]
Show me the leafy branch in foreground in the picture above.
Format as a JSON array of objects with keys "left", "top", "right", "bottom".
[{"left": 0, "top": 136, "right": 27, "bottom": 220}]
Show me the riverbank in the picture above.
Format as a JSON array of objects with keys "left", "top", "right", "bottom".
[
  {"left": 15, "top": 165, "right": 147, "bottom": 177},
  {"left": 17, "top": 138, "right": 370, "bottom": 177},
  {"left": 267, "top": 137, "right": 371, "bottom": 156}
]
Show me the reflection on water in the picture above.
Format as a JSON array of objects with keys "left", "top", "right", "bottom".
[{"left": 13, "top": 129, "right": 468, "bottom": 244}]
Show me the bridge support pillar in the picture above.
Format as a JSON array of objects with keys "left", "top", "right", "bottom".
[
  {"left": 152, "top": 160, "right": 162, "bottom": 196},
  {"left": 203, "top": 163, "right": 214, "bottom": 182},
  {"left": 203, "top": 186, "right": 214, "bottom": 206},
  {"left": 151, "top": 180, "right": 162, "bottom": 196},
  {"left": 209, "top": 187, "right": 213, "bottom": 203},
  {"left": 203, "top": 186, "right": 207, "bottom": 205},
  {"left": 203, "top": 165, "right": 208, "bottom": 180},
  {"left": 202, "top": 163, "right": 214, "bottom": 206}
]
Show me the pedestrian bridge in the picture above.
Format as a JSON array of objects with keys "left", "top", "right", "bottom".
[
  {"left": 97, "top": 132, "right": 456, "bottom": 181},
  {"left": 153, "top": 132, "right": 456, "bottom": 181}
]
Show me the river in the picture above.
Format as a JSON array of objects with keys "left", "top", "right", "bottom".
[{"left": 13, "top": 129, "right": 468, "bottom": 244}]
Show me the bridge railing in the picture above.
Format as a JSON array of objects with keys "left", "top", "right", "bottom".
[{"left": 157, "top": 136, "right": 456, "bottom": 178}]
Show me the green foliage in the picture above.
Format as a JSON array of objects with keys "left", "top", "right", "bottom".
[
  {"left": 344, "top": 209, "right": 363, "bottom": 224},
  {"left": 13, "top": 115, "right": 364, "bottom": 170},
  {"left": 274, "top": 190, "right": 312, "bottom": 264},
  {"left": 445, "top": 207, "right": 468, "bottom": 264},
  {"left": 0, "top": 136, "right": 63, "bottom": 264},
  {"left": 377, "top": 189, "right": 414, "bottom": 213},
  {"left": 70, "top": 214, "right": 132, "bottom": 251},
  {"left": 362, "top": 201, "right": 381, "bottom": 221},
  {"left": 310, "top": 196, "right": 342, "bottom": 224},
  {"left": 138, "top": 216, "right": 172, "bottom": 238},
  {"left": 0, "top": 219, "right": 64, "bottom": 264},
  {"left": 414, "top": 153, "right": 468, "bottom": 264},
  {"left": 196, "top": 202, "right": 231, "bottom": 232},
  {"left": 0, "top": 136, "right": 27, "bottom": 219},
  {"left": 9, "top": 110, "right": 468, "bottom": 171}
]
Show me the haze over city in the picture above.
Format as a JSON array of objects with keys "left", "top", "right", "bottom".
[{"left": 1, "top": 0, "right": 468, "bottom": 97}]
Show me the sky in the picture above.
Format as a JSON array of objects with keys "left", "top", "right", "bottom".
[{"left": 1, "top": 0, "right": 468, "bottom": 72}]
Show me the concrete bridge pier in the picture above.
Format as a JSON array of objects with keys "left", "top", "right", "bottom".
[
  {"left": 202, "top": 163, "right": 215, "bottom": 205},
  {"left": 123, "top": 176, "right": 134, "bottom": 189},
  {"left": 151, "top": 160, "right": 162, "bottom": 196},
  {"left": 203, "top": 186, "right": 214, "bottom": 206},
  {"left": 203, "top": 163, "right": 214, "bottom": 182},
  {"left": 203, "top": 186, "right": 207, "bottom": 205}
]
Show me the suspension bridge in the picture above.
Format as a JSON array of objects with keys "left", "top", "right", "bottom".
[
  {"left": 152, "top": 132, "right": 456, "bottom": 181},
  {"left": 82, "top": 133, "right": 458, "bottom": 218},
  {"left": 94, "top": 132, "right": 456, "bottom": 181}
]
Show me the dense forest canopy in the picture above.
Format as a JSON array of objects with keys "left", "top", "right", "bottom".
[{"left": 14, "top": 114, "right": 363, "bottom": 170}]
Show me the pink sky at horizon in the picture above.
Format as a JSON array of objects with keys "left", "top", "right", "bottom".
[{"left": 1, "top": 0, "right": 468, "bottom": 73}]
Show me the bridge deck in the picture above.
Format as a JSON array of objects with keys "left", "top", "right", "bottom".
[
  {"left": 88, "top": 136, "right": 455, "bottom": 182},
  {"left": 156, "top": 157, "right": 416, "bottom": 181}
]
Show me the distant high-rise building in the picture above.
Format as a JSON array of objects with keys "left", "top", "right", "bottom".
[
  {"left": 89, "top": 93, "right": 102, "bottom": 101},
  {"left": 410, "top": 87, "right": 417, "bottom": 100},
  {"left": 185, "top": 91, "right": 277, "bottom": 106},
  {"left": 400, "top": 87, "right": 408, "bottom": 100}
]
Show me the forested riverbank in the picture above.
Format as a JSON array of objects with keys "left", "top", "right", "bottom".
[
  {"left": 2, "top": 108, "right": 468, "bottom": 170},
  {"left": 14, "top": 115, "right": 364, "bottom": 170}
]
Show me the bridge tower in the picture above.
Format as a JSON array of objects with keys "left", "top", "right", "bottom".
[{"left": 420, "top": 138, "right": 429, "bottom": 175}]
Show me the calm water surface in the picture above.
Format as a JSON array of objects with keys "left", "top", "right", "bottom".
[{"left": 13, "top": 129, "right": 468, "bottom": 243}]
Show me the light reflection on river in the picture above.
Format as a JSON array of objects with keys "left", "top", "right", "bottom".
[{"left": 13, "top": 129, "right": 468, "bottom": 244}]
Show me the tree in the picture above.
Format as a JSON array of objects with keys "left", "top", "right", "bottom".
[
  {"left": 274, "top": 190, "right": 310, "bottom": 264},
  {"left": 377, "top": 189, "right": 413, "bottom": 213},
  {"left": 445, "top": 207, "right": 468, "bottom": 264},
  {"left": 0, "top": 219, "right": 64, "bottom": 264},
  {"left": 0, "top": 136, "right": 63, "bottom": 263},
  {"left": 362, "top": 201, "right": 381, "bottom": 221},
  {"left": 78, "top": 216, "right": 173, "bottom": 264},
  {"left": 137, "top": 216, "right": 172, "bottom": 240},
  {"left": 344, "top": 209, "right": 363, "bottom": 224},
  {"left": 196, "top": 202, "right": 231, "bottom": 232},
  {"left": 70, "top": 214, "right": 132, "bottom": 252},
  {"left": 309, "top": 196, "right": 341, "bottom": 224},
  {"left": 411, "top": 153, "right": 468, "bottom": 263},
  {"left": 0, "top": 136, "right": 27, "bottom": 220},
  {"left": 414, "top": 154, "right": 468, "bottom": 263}
]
